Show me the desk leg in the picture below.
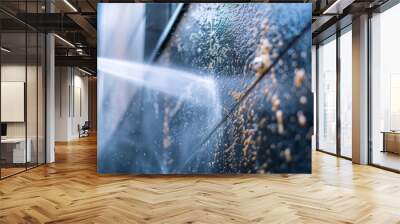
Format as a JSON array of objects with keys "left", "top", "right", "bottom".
[{"left": 382, "top": 133, "right": 386, "bottom": 153}]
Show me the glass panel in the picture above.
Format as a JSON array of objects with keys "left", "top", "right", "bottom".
[
  {"left": 27, "top": 31, "right": 38, "bottom": 169},
  {"left": 371, "top": 4, "right": 400, "bottom": 171},
  {"left": 0, "top": 1, "right": 46, "bottom": 178},
  {"left": 1, "top": 30, "right": 27, "bottom": 177},
  {"left": 339, "top": 29, "right": 352, "bottom": 158},
  {"left": 317, "top": 37, "right": 337, "bottom": 154},
  {"left": 26, "top": 1, "right": 39, "bottom": 169},
  {"left": 38, "top": 32, "right": 45, "bottom": 165}
]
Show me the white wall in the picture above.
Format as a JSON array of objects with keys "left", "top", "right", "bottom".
[
  {"left": 55, "top": 66, "right": 68, "bottom": 141},
  {"left": 71, "top": 73, "right": 89, "bottom": 138},
  {"left": 55, "top": 67, "right": 89, "bottom": 141},
  {"left": 1, "top": 66, "right": 26, "bottom": 139},
  {"left": 1, "top": 65, "right": 41, "bottom": 137},
  {"left": 1, "top": 64, "right": 46, "bottom": 163}
]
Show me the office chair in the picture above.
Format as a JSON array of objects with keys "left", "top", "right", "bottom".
[{"left": 79, "top": 121, "right": 90, "bottom": 138}]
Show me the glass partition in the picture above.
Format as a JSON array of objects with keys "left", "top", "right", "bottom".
[
  {"left": 27, "top": 30, "right": 38, "bottom": 169},
  {"left": 1, "top": 30, "right": 28, "bottom": 177},
  {"left": 317, "top": 36, "right": 337, "bottom": 154},
  {"left": 0, "top": 1, "right": 46, "bottom": 179}
]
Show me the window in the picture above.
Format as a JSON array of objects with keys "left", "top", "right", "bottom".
[
  {"left": 339, "top": 28, "right": 352, "bottom": 158},
  {"left": 317, "top": 36, "right": 337, "bottom": 154},
  {"left": 370, "top": 2, "right": 400, "bottom": 171}
]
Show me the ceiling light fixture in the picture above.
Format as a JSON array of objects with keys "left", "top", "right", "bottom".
[
  {"left": 1, "top": 47, "right": 11, "bottom": 53},
  {"left": 63, "top": 0, "right": 78, "bottom": 12},
  {"left": 78, "top": 67, "right": 93, "bottom": 76},
  {"left": 54, "top": 34, "right": 75, "bottom": 48}
]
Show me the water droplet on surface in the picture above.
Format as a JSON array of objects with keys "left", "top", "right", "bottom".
[
  {"left": 297, "top": 111, "right": 306, "bottom": 127},
  {"left": 294, "top": 68, "right": 305, "bottom": 88}
]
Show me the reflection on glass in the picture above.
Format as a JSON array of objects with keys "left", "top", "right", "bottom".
[
  {"left": 371, "top": 4, "right": 400, "bottom": 171},
  {"left": 318, "top": 37, "right": 337, "bottom": 154},
  {"left": 340, "top": 29, "right": 352, "bottom": 158}
]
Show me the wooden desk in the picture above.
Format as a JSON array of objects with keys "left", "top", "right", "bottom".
[{"left": 381, "top": 131, "right": 400, "bottom": 154}]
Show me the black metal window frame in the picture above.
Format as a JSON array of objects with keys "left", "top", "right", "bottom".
[
  {"left": 315, "top": 0, "right": 400, "bottom": 174},
  {"left": 315, "top": 22, "right": 353, "bottom": 161}
]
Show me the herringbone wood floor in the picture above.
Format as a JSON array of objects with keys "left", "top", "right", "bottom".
[{"left": 1, "top": 135, "right": 400, "bottom": 224}]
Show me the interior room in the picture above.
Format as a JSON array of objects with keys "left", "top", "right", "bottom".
[{"left": 0, "top": 0, "right": 400, "bottom": 223}]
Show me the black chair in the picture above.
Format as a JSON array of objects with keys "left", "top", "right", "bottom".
[{"left": 79, "top": 121, "right": 90, "bottom": 138}]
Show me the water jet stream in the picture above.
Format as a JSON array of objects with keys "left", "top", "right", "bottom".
[{"left": 98, "top": 58, "right": 223, "bottom": 172}]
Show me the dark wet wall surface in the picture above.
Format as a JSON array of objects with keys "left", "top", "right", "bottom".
[{"left": 98, "top": 3, "right": 312, "bottom": 174}]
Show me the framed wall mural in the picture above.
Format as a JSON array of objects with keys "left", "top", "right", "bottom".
[{"left": 97, "top": 3, "right": 312, "bottom": 174}]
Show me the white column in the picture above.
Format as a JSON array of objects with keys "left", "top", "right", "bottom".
[
  {"left": 46, "top": 32, "right": 55, "bottom": 163},
  {"left": 45, "top": 0, "right": 56, "bottom": 163},
  {"left": 352, "top": 14, "right": 369, "bottom": 164}
]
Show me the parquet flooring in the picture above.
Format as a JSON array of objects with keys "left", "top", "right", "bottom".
[
  {"left": 1, "top": 167, "right": 26, "bottom": 178},
  {"left": 1, "top": 135, "right": 400, "bottom": 223}
]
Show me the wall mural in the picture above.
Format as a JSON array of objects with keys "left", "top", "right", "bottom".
[{"left": 97, "top": 3, "right": 312, "bottom": 174}]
